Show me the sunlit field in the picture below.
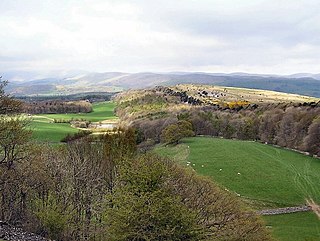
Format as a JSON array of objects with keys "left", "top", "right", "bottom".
[
  {"left": 155, "top": 137, "right": 320, "bottom": 240},
  {"left": 31, "top": 101, "right": 117, "bottom": 142}
]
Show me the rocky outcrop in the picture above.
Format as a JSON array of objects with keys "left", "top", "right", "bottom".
[
  {"left": 0, "top": 221, "right": 49, "bottom": 241},
  {"left": 155, "top": 86, "right": 203, "bottom": 105}
]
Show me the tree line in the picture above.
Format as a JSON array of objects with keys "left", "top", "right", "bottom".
[
  {"left": 17, "top": 92, "right": 114, "bottom": 103},
  {"left": 0, "top": 133, "right": 270, "bottom": 240},
  {"left": 22, "top": 100, "right": 92, "bottom": 114},
  {"left": 117, "top": 94, "right": 320, "bottom": 156}
]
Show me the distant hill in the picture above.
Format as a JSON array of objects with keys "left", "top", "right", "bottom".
[
  {"left": 285, "top": 73, "right": 320, "bottom": 80},
  {"left": 4, "top": 72, "right": 320, "bottom": 97}
]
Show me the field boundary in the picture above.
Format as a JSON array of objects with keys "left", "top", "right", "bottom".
[{"left": 257, "top": 205, "right": 311, "bottom": 216}]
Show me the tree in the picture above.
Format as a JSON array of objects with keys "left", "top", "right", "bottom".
[
  {"left": 303, "top": 118, "right": 320, "bottom": 156},
  {"left": 0, "top": 117, "right": 32, "bottom": 169},
  {"left": 0, "top": 78, "right": 31, "bottom": 169},
  {"left": 0, "top": 78, "right": 22, "bottom": 114},
  {"left": 34, "top": 130, "right": 137, "bottom": 240},
  {"left": 161, "top": 120, "right": 195, "bottom": 144},
  {"left": 105, "top": 154, "right": 203, "bottom": 240},
  {"left": 0, "top": 78, "right": 32, "bottom": 223}
]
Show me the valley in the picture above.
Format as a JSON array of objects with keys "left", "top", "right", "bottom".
[
  {"left": 3, "top": 1, "right": 320, "bottom": 240},
  {"left": 2, "top": 82, "right": 320, "bottom": 241}
]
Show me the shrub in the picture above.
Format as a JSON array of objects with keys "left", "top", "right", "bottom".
[{"left": 61, "top": 130, "right": 92, "bottom": 142}]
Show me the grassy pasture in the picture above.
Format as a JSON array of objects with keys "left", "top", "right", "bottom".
[
  {"left": 39, "top": 101, "right": 117, "bottom": 122},
  {"left": 31, "top": 101, "right": 117, "bottom": 142},
  {"left": 30, "top": 118, "right": 78, "bottom": 142},
  {"left": 263, "top": 212, "right": 320, "bottom": 241},
  {"left": 154, "top": 137, "right": 320, "bottom": 241},
  {"left": 155, "top": 137, "right": 320, "bottom": 208}
]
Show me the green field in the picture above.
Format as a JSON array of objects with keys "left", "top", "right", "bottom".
[
  {"left": 39, "top": 101, "right": 117, "bottom": 122},
  {"left": 154, "top": 137, "right": 320, "bottom": 240},
  {"left": 263, "top": 212, "right": 320, "bottom": 241},
  {"left": 155, "top": 137, "right": 320, "bottom": 208},
  {"left": 31, "top": 101, "right": 117, "bottom": 142},
  {"left": 30, "top": 118, "right": 79, "bottom": 142}
]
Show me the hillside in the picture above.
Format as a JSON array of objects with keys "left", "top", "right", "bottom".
[
  {"left": 154, "top": 137, "right": 320, "bottom": 241},
  {"left": 115, "top": 84, "right": 320, "bottom": 157},
  {"left": 6, "top": 72, "right": 320, "bottom": 97},
  {"left": 115, "top": 84, "right": 319, "bottom": 123},
  {"left": 170, "top": 84, "right": 319, "bottom": 104},
  {"left": 155, "top": 137, "right": 320, "bottom": 208}
]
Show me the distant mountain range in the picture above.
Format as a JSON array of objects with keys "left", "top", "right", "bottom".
[{"left": 3, "top": 72, "right": 320, "bottom": 98}]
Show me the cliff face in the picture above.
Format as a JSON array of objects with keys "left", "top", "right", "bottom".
[{"left": 0, "top": 221, "right": 49, "bottom": 241}]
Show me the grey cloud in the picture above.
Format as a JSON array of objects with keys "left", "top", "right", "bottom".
[
  {"left": 136, "top": 0, "right": 320, "bottom": 46},
  {"left": 1, "top": 0, "right": 320, "bottom": 75}
]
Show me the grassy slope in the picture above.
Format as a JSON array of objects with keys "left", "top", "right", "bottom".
[
  {"left": 154, "top": 137, "right": 320, "bottom": 241},
  {"left": 264, "top": 212, "right": 320, "bottom": 241},
  {"left": 31, "top": 101, "right": 116, "bottom": 142},
  {"left": 155, "top": 137, "right": 320, "bottom": 208}
]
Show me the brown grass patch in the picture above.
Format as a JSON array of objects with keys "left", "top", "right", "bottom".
[{"left": 306, "top": 199, "right": 320, "bottom": 219}]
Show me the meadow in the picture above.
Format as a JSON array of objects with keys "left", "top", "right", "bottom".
[
  {"left": 264, "top": 212, "right": 320, "bottom": 241},
  {"left": 154, "top": 137, "right": 320, "bottom": 240},
  {"left": 39, "top": 101, "right": 117, "bottom": 122},
  {"left": 31, "top": 101, "right": 117, "bottom": 142}
]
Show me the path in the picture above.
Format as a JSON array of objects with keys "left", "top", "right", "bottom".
[{"left": 31, "top": 115, "right": 55, "bottom": 122}]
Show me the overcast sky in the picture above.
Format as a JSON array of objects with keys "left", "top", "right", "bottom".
[{"left": 1, "top": 0, "right": 320, "bottom": 79}]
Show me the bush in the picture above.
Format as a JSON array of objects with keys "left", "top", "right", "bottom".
[{"left": 61, "top": 130, "right": 92, "bottom": 142}]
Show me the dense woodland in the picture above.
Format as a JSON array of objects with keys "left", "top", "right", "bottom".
[
  {"left": 0, "top": 79, "right": 271, "bottom": 240},
  {"left": 22, "top": 100, "right": 92, "bottom": 114},
  {"left": 17, "top": 92, "right": 115, "bottom": 103},
  {"left": 116, "top": 87, "right": 320, "bottom": 156}
]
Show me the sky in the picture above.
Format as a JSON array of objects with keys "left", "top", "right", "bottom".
[{"left": 1, "top": 0, "right": 320, "bottom": 80}]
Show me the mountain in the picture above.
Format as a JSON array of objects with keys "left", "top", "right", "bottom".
[
  {"left": 286, "top": 73, "right": 320, "bottom": 80},
  {"left": 4, "top": 72, "right": 320, "bottom": 98}
]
